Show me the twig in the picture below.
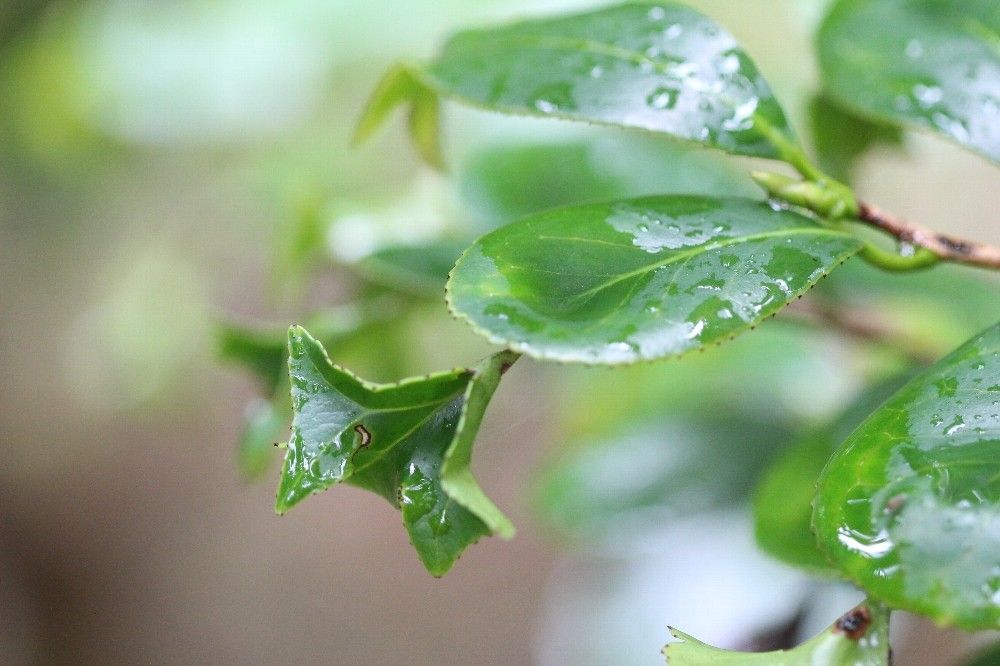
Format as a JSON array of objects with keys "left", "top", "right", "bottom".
[{"left": 857, "top": 202, "right": 1000, "bottom": 270}]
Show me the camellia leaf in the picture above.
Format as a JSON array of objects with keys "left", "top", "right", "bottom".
[
  {"left": 814, "top": 322, "right": 1000, "bottom": 629},
  {"left": 818, "top": 0, "right": 1000, "bottom": 163},
  {"left": 357, "top": 2, "right": 798, "bottom": 164},
  {"left": 964, "top": 641, "right": 1000, "bottom": 666},
  {"left": 353, "top": 239, "right": 469, "bottom": 298},
  {"left": 277, "top": 326, "right": 516, "bottom": 576},
  {"left": 446, "top": 195, "right": 863, "bottom": 365},
  {"left": 663, "top": 601, "right": 889, "bottom": 665},
  {"left": 753, "top": 374, "right": 912, "bottom": 575}
]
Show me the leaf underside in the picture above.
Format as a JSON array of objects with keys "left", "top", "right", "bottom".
[
  {"left": 357, "top": 2, "right": 798, "bottom": 164},
  {"left": 814, "top": 322, "right": 1000, "bottom": 629},
  {"left": 446, "top": 195, "right": 863, "bottom": 365},
  {"left": 819, "top": 0, "right": 1000, "bottom": 162},
  {"left": 278, "top": 326, "right": 515, "bottom": 576}
]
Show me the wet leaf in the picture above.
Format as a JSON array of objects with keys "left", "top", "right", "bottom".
[
  {"left": 446, "top": 195, "right": 863, "bottom": 365},
  {"left": 818, "top": 0, "right": 1000, "bottom": 163},
  {"left": 753, "top": 375, "right": 913, "bottom": 575},
  {"left": 663, "top": 601, "right": 889, "bottom": 665},
  {"left": 277, "top": 326, "right": 516, "bottom": 576},
  {"left": 814, "top": 322, "right": 1000, "bottom": 629},
  {"left": 359, "top": 2, "right": 798, "bottom": 164}
]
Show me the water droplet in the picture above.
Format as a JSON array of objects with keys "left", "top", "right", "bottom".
[
  {"left": 905, "top": 39, "right": 923, "bottom": 59},
  {"left": 944, "top": 416, "right": 966, "bottom": 436},
  {"left": 535, "top": 99, "right": 556, "bottom": 114},
  {"left": 590, "top": 65, "right": 604, "bottom": 78},
  {"left": 665, "top": 23, "right": 683, "bottom": 40},
  {"left": 717, "top": 308, "right": 733, "bottom": 319},
  {"left": 647, "top": 6, "right": 666, "bottom": 21},
  {"left": 913, "top": 84, "right": 943, "bottom": 108},
  {"left": 638, "top": 223, "right": 649, "bottom": 232},
  {"left": 646, "top": 86, "right": 678, "bottom": 110}
]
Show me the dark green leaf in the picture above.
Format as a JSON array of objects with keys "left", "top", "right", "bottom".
[
  {"left": 808, "top": 93, "right": 903, "bottom": 183},
  {"left": 663, "top": 601, "right": 889, "bottom": 665},
  {"left": 360, "top": 2, "right": 798, "bottom": 163},
  {"left": 753, "top": 375, "right": 913, "bottom": 574},
  {"left": 447, "top": 195, "right": 863, "bottom": 365},
  {"left": 818, "top": 0, "right": 1000, "bottom": 162},
  {"left": 963, "top": 641, "right": 1000, "bottom": 666},
  {"left": 814, "top": 322, "right": 1000, "bottom": 629},
  {"left": 278, "top": 326, "right": 516, "bottom": 576}
]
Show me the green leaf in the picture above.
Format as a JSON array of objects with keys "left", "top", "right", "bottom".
[
  {"left": 459, "top": 136, "right": 758, "bottom": 229},
  {"left": 814, "top": 322, "right": 1000, "bottom": 629},
  {"left": 753, "top": 375, "right": 913, "bottom": 574},
  {"left": 808, "top": 93, "right": 903, "bottom": 183},
  {"left": 238, "top": 397, "right": 289, "bottom": 481},
  {"left": 446, "top": 195, "right": 863, "bottom": 365},
  {"left": 663, "top": 601, "right": 889, "bottom": 665},
  {"left": 964, "top": 641, "right": 1000, "bottom": 666},
  {"left": 360, "top": 2, "right": 798, "bottom": 163},
  {"left": 818, "top": 0, "right": 1000, "bottom": 163},
  {"left": 353, "top": 239, "right": 468, "bottom": 298},
  {"left": 353, "top": 63, "right": 443, "bottom": 169},
  {"left": 278, "top": 326, "right": 516, "bottom": 576},
  {"left": 536, "top": 413, "right": 796, "bottom": 544}
]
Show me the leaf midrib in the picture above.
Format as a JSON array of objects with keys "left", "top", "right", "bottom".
[{"left": 556, "top": 225, "right": 853, "bottom": 306}]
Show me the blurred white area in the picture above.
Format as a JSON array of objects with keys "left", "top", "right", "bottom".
[{"left": 536, "top": 511, "right": 810, "bottom": 665}]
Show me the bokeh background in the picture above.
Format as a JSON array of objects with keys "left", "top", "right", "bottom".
[{"left": 1, "top": 1, "right": 998, "bottom": 664}]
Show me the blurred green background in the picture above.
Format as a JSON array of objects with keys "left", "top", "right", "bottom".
[{"left": 1, "top": 1, "right": 997, "bottom": 664}]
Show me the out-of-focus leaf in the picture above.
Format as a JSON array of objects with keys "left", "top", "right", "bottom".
[
  {"left": 814, "top": 322, "right": 1000, "bottom": 629},
  {"left": 808, "top": 93, "right": 903, "bottom": 183},
  {"left": 963, "top": 641, "right": 1000, "bottom": 666},
  {"left": 359, "top": 2, "right": 798, "bottom": 165},
  {"left": 238, "top": 397, "right": 289, "bottom": 481},
  {"left": 447, "top": 195, "right": 862, "bottom": 365},
  {"left": 459, "top": 136, "right": 757, "bottom": 228},
  {"left": 818, "top": 0, "right": 1000, "bottom": 162},
  {"left": 276, "top": 326, "right": 516, "bottom": 576},
  {"left": 753, "top": 374, "right": 913, "bottom": 574},
  {"left": 536, "top": 413, "right": 795, "bottom": 544},
  {"left": 353, "top": 238, "right": 469, "bottom": 298},
  {"left": 663, "top": 601, "right": 889, "bottom": 665}
]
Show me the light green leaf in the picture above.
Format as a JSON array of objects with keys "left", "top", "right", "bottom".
[
  {"left": 277, "top": 326, "right": 515, "bottom": 576},
  {"left": 238, "top": 397, "right": 288, "bottom": 481},
  {"left": 753, "top": 375, "right": 912, "bottom": 575},
  {"left": 818, "top": 0, "right": 1000, "bottom": 163},
  {"left": 663, "top": 601, "right": 889, "bottom": 665},
  {"left": 446, "top": 195, "right": 863, "bottom": 365},
  {"left": 814, "top": 322, "right": 1000, "bottom": 629},
  {"left": 359, "top": 2, "right": 798, "bottom": 164}
]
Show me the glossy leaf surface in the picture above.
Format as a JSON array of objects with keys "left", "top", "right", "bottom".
[
  {"left": 663, "top": 601, "right": 889, "bottom": 665},
  {"left": 361, "top": 2, "right": 797, "bottom": 162},
  {"left": 447, "top": 195, "right": 863, "bottom": 365},
  {"left": 753, "top": 375, "right": 911, "bottom": 574},
  {"left": 814, "top": 323, "right": 1000, "bottom": 628},
  {"left": 818, "top": 0, "right": 1000, "bottom": 162},
  {"left": 277, "top": 327, "right": 515, "bottom": 576}
]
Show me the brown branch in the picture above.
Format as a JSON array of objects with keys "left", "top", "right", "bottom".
[{"left": 857, "top": 202, "right": 1000, "bottom": 269}]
